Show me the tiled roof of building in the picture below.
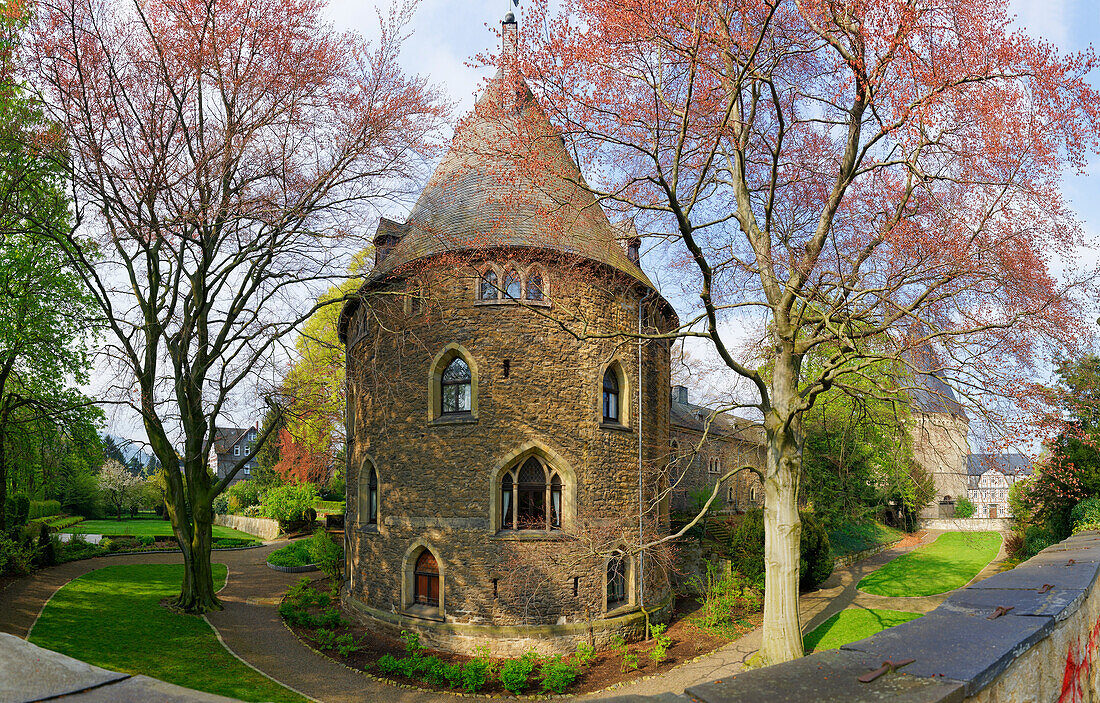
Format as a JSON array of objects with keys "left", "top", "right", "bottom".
[
  {"left": 904, "top": 342, "right": 968, "bottom": 420},
  {"left": 211, "top": 427, "right": 248, "bottom": 456},
  {"left": 966, "top": 453, "right": 1032, "bottom": 490},
  {"left": 670, "top": 399, "right": 764, "bottom": 446},
  {"left": 366, "top": 20, "right": 653, "bottom": 289}
]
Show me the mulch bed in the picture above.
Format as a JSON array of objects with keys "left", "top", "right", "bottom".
[{"left": 285, "top": 578, "right": 754, "bottom": 696}]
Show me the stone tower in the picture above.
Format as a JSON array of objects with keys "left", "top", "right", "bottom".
[{"left": 337, "top": 14, "right": 676, "bottom": 655}]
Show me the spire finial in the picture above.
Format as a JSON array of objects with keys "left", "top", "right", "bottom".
[{"left": 502, "top": 7, "right": 518, "bottom": 61}]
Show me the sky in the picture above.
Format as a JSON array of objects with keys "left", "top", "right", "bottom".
[{"left": 101, "top": 0, "right": 1100, "bottom": 444}]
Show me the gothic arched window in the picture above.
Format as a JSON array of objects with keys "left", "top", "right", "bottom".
[
  {"left": 441, "top": 357, "right": 471, "bottom": 414},
  {"left": 367, "top": 465, "right": 378, "bottom": 525},
  {"left": 414, "top": 551, "right": 440, "bottom": 606},
  {"left": 503, "top": 268, "right": 521, "bottom": 299},
  {"left": 603, "top": 368, "right": 620, "bottom": 423},
  {"left": 499, "top": 457, "right": 563, "bottom": 531},
  {"left": 358, "top": 462, "right": 379, "bottom": 527},
  {"left": 480, "top": 269, "right": 498, "bottom": 300},
  {"left": 607, "top": 552, "right": 627, "bottom": 609},
  {"left": 526, "top": 270, "right": 544, "bottom": 300}
]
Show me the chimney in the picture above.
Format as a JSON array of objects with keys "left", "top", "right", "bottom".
[
  {"left": 671, "top": 385, "right": 688, "bottom": 404},
  {"left": 626, "top": 236, "right": 641, "bottom": 265}
]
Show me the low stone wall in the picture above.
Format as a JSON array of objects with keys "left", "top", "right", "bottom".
[
  {"left": 685, "top": 530, "right": 1100, "bottom": 703},
  {"left": 921, "top": 517, "right": 1013, "bottom": 532},
  {"left": 833, "top": 537, "right": 905, "bottom": 569},
  {"left": 344, "top": 594, "right": 673, "bottom": 657},
  {"left": 214, "top": 514, "right": 279, "bottom": 540}
]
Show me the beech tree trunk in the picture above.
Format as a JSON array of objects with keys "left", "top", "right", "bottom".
[{"left": 760, "top": 353, "right": 805, "bottom": 664}]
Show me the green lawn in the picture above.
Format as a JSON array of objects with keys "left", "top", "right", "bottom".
[
  {"left": 858, "top": 531, "right": 1002, "bottom": 597},
  {"left": 803, "top": 608, "right": 923, "bottom": 652},
  {"left": 60, "top": 517, "right": 254, "bottom": 541},
  {"left": 29, "top": 564, "right": 305, "bottom": 703}
]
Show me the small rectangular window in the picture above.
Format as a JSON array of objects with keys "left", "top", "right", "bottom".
[{"left": 233, "top": 445, "right": 241, "bottom": 457}]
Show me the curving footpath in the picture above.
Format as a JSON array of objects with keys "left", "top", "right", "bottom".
[{"left": 0, "top": 529, "right": 996, "bottom": 703}]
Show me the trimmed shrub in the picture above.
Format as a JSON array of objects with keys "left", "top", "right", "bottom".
[
  {"left": 730, "top": 508, "right": 834, "bottom": 589},
  {"left": 540, "top": 658, "right": 578, "bottom": 693},
  {"left": 460, "top": 659, "right": 491, "bottom": 693},
  {"left": 267, "top": 540, "right": 315, "bottom": 568},
  {"left": 4, "top": 493, "right": 30, "bottom": 529},
  {"left": 0, "top": 533, "right": 35, "bottom": 575},
  {"left": 1070, "top": 497, "right": 1100, "bottom": 534},
  {"left": 29, "top": 500, "right": 61, "bottom": 520},
  {"left": 498, "top": 653, "right": 536, "bottom": 693}
]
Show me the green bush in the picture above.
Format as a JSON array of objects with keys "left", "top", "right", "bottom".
[
  {"left": 56, "top": 535, "right": 107, "bottom": 564},
  {"left": 335, "top": 633, "right": 360, "bottom": 657},
  {"left": 1023, "top": 524, "right": 1059, "bottom": 559},
  {"left": 375, "top": 654, "right": 402, "bottom": 675},
  {"left": 29, "top": 500, "right": 61, "bottom": 520},
  {"left": 689, "top": 562, "right": 763, "bottom": 635},
  {"left": 225, "top": 480, "right": 266, "bottom": 514},
  {"left": 49, "top": 516, "right": 84, "bottom": 531},
  {"left": 648, "top": 623, "right": 672, "bottom": 663},
  {"left": 308, "top": 529, "right": 343, "bottom": 582},
  {"left": 313, "top": 628, "right": 336, "bottom": 650},
  {"left": 954, "top": 497, "right": 976, "bottom": 519},
  {"left": 399, "top": 630, "right": 424, "bottom": 658},
  {"left": 730, "top": 509, "right": 834, "bottom": 589},
  {"left": 574, "top": 641, "right": 597, "bottom": 667},
  {"left": 498, "top": 653, "right": 536, "bottom": 693},
  {"left": 539, "top": 658, "right": 578, "bottom": 693},
  {"left": 212, "top": 493, "right": 230, "bottom": 515},
  {"left": 460, "top": 659, "right": 491, "bottom": 693},
  {"left": 212, "top": 537, "right": 259, "bottom": 549},
  {"left": 5, "top": 493, "right": 30, "bottom": 529},
  {"left": 799, "top": 512, "right": 833, "bottom": 588},
  {"left": 260, "top": 483, "right": 319, "bottom": 528},
  {"left": 0, "top": 533, "right": 36, "bottom": 575},
  {"left": 267, "top": 540, "right": 315, "bottom": 568},
  {"left": 441, "top": 662, "right": 463, "bottom": 688},
  {"left": 1070, "top": 497, "right": 1100, "bottom": 533}
]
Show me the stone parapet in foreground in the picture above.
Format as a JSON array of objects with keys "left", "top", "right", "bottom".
[
  {"left": 0, "top": 632, "right": 241, "bottom": 702},
  {"left": 685, "top": 530, "right": 1100, "bottom": 703}
]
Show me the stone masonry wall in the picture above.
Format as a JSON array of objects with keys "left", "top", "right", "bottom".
[
  {"left": 343, "top": 255, "right": 672, "bottom": 653},
  {"left": 668, "top": 428, "right": 764, "bottom": 515},
  {"left": 685, "top": 530, "right": 1100, "bottom": 703},
  {"left": 213, "top": 514, "right": 279, "bottom": 540},
  {"left": 910, "top": 410, "right": 970, "bottom": 518}
]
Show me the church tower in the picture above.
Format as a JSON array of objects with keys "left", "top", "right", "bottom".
[{"left": 338, "top": 14, "right": 676, "bottom": 655}]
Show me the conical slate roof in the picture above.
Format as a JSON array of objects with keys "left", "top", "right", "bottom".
[{"left": 369, "top": 19, "right": 652, "bottom": 287}]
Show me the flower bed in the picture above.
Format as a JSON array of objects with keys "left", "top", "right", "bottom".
[{"left": 280, "top": 577, "right": 738, "bottom": 696}]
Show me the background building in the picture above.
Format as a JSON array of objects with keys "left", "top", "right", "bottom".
[{"left": 207, "top": 426, "right": 258, "bottom": 485}]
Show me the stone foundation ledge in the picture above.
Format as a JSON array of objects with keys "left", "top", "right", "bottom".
[
  {"left": 343, "top": 594, "right": 673, "bottom": 658},
  {"left": 684, "top": 530, "right": 1100, "bottom": 703}
]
